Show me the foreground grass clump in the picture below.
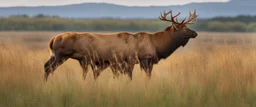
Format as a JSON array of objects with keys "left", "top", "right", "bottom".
[{"left": 0, "top": 44, "right": 255, "bottom": 107}]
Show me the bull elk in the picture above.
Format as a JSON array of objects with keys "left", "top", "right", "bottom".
[{"left": 44, "top": 10, "right": 198, "bottom": 81}]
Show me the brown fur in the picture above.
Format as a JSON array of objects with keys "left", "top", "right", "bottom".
[{"left": 44, "top": 12, "right": 198, "bottom": 81}]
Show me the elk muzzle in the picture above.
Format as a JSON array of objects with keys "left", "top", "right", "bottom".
[{"left": 193, "top": 32, "right": 198, "bottom": 38}]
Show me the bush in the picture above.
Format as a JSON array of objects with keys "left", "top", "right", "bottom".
[{"left": 247, "top": 23, "right": 256, "bottom": 32}]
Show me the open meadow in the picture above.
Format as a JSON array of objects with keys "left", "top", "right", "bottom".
[{"left": 0, "top": 31, "right": 256, "bottom": 107}]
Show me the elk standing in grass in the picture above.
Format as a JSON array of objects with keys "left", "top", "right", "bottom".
[{"left": 44, "top": 10, "right": 198, "bottom": 81}]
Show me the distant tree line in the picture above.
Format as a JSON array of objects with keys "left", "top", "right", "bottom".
[
  {"left": 195, "top": 15, "right": 256, "bottom": 32},
  {"left": 0, "top": 14, "right": 256, "bottom": 32}
]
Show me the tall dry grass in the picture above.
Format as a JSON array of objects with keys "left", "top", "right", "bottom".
[{"left": 0, "top": 32, "right": 256, "bottom": 107}]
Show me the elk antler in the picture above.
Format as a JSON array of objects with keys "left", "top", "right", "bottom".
[
  {"left": 158, "top": 10, "right": 181, "bottom": 24},
  {"left": 159, "top": 10, "right": 198, "bottom": 25},
  {"left": 183, "top": 10, "right": 198, "bottom": 24}
]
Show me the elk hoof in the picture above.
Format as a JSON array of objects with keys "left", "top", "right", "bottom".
[
  {"left": 93, "top": 72, "right": 100, "bottom": 80},
  {"left": 145, "top": 72, "right": 151, "bottom": 79},
  {"left": 44, "top": 73, "right": 50, "bottom": 81}
]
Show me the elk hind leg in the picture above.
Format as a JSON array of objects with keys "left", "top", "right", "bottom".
[{"left": 44, "top": 55, "right": 68, "bottom": 81}]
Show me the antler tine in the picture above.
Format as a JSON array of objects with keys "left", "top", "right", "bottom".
[
  {"left": 158, "top": 12, "right": 164, "bottom": 20},
  {"left": 175, "top": 18, "right": 179, "bottom": 22},
  {"left": 184, "top": 9, "right": 198, "bottom": 24},
  {"left": 163, "top": 10, "right": 172, "bottom": 19},
  {"left": 173, "top": 12, "right": 181, "bottom": 18},
  {"left": 159, "top": 10, "right": 183, "bottom": 24},
  {"left": 165, "top": 10, "right": 172, "bottom": 15},
  {"left": 170, "top": 11, "right": 181, "bottom": 24},
  {"left": 180, "top": 17, "right": 186, "bottom": 24},
  {"left": 159, "top": 12, "right": 163, "bottom": 19},
  {"left": 159, "top": 10, "right": 173, "bottom": 22}
]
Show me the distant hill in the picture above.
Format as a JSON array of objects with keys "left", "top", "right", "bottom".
[{"left": 0, "top": 0, "right": 255, "bottom": 19}]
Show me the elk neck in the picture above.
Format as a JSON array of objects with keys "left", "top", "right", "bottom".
[{"left": 150, "top": 27, "right": 186, "bottom": 59}]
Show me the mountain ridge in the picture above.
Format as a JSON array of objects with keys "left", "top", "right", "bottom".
[{"left": 0, "top": 0, "right": 255, "bottom": 19}]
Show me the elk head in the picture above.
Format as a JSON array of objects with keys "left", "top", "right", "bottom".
[{"left": 159, "top": 10, "right": 198, "bottom": 46}]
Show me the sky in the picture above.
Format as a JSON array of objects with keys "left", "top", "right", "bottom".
[{"left": 0, "top": 0, "right": 229, "bottom": 7}]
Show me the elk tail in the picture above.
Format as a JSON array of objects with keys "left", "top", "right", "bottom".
[{"left": 48, "top": 37, "right": 55, "bottom": 57}]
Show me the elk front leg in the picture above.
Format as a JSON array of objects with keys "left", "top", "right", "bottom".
[
  {"left": 140, "top": 59, "right": 154, "bottom": 79},
  {"left": 79, "top": 57, "right": 89, "bottom": 80}
]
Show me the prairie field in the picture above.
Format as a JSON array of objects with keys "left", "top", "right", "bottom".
[{"left": 0, "top": 31, "right": 256, "bottom": 107}]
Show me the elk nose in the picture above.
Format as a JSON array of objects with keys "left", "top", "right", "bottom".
[{"left": 193, "top": 32, "right": 198, "bottom": 38}]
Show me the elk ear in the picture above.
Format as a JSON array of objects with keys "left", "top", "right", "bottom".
[{"left": 165, "top": 24, "right": 177, "bottom": 31}]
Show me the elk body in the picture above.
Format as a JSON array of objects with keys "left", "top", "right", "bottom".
[{"left": 44, "top": 10, "right": 198, "bottom": 80}]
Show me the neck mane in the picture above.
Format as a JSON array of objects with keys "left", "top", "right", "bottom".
[{"left": 150, "top": 26, "right": 186, "bottom": 59}]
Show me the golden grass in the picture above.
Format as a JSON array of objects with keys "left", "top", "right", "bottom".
[{"left": 0, "top": 32, "right": 256, "bottom": 107}]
